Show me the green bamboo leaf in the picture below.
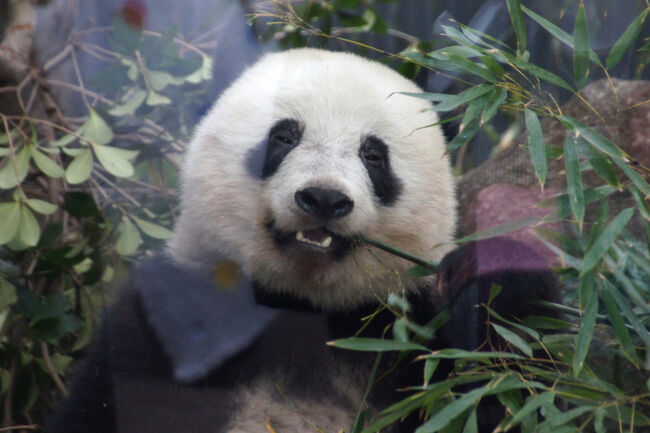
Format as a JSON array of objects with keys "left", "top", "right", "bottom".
[
  {"left": 572, "top": 292, "right": 597, "bottom": 376},
  {"left": 115, "top": 218, "right": 141, "bottom": 256},
  {"left": 615, "top": 158, "right": 650, "bottom": 196},
  {"left": 455, "top": 215, "right": 542, "bottom": 244},
  {"left": 630, "top": 186, "right": 650, "bottom": 220},
  {"left": 146, "top": 90, "right": 171, "bottom": 106},
  {"left": 423, "top": 349, "right": 524, "bottom": 360},
  {"left": 564, "top": 133, "right": 585, "bottom": 228},
  {"left": 0, "top": 202, "right": 21, "bottom": 245},
  {"left": 504, "top": 392, "right": 555, "bottom": 430},
  {"left": 447, "top": 119, "right": 480, "bottom": 152},
  {"left": 78, "top": 108, "right": 113, "bottom": 146},
  {"left": 525, "top": 109, "right": 547, "bottom": 187},
  {"left": 578, "top": 269, "right": 596, "bottom": 314},
  {"left": 480, "top": 56, "right": 505, "bottom": 79},
  {"left": 0, "top": 146, "right": 30, "bottom": 189},
  {"left": 32, "top": 148, "right": 64, "bottom": 178},
  {"left": 327, "top": 337, "right": 428, "bottom": 352},
  {"left": 92, "top": 145, "right": 137, "bottom": 178},
  {"left": 504, "top": 52, "right": 574, "bottom": 91},
  {"left": 416, "top": 387, "right": 489, "bottom": 433},
  {"left": 492, "top": 323, "right": 533, "bottom": 357},
  {"left": 557, "top": 116, "right": 625, "bottom": 160},
  {"left": 423, "top": 358, "right": 440, "bottom": 386},
  {"left": 429, "top": 85, "right": 493, "bottom": 112},
  {"left": 445, "top": 53, "right": 498, "bottom": 82},
  {"left": 461, "top": 408, "right": 478, "bottom": 433},
  {"left": 480, "top": 87, "right": 507, "bottom": 125},
  {"left": 599, "top": 283, "right": 643, "bottom": 367},
  {"left": 522, "top": 6, "right": 601, "bottom": 65},
  {"left": 606, "top": 9, "right": 649, "bottom": 69},
  {"left": 580, "top": 208, "right": 634, "bottom": 274},
  {"left": 573, "top": 3, "right": 590, "bottom": 88},
  {"left": 505, "top": 0, "right": 527, "bottom": 54},
  {"left": 586, "top": 151, "right": 620, "bottom": 189},
  {"left": 107, "top": 89, "right": 147, "bottom": 116},
  {"left": 18, "top": 205, "right": 40, "bottom": 247},
  {"left": 25, "top": 199, "right": 57, "bottom": 215},
  {"left": 132, "top": 217, "right": 172, "bottom": 240},
  {"left": 600, "top": 277, "right": 650, "bottom": 344},
  {"left": 65, "top": 148, "right": 93, "bottom": 185}
]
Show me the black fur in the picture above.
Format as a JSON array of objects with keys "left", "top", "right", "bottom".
[
  {"left": 261, "top": 119, "right": 302, "bottom": 179},
  {"left": 359, "top": 136, "right": 403, "bottom": 206}
]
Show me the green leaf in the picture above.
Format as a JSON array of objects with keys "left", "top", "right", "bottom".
[
  {"left": 445, "top": 53, "right": 498, "bottom": 82},
  {"left": 522, "top": 6, "right": 601, "bottom": 66},
  {"left": 524, "top": 108, "right": 547, "bottom": 187},
  {"left": 50, "top": 134, "right": 76, "bottom": 147},
  {"left": 573, "top": 3, "right": 590, "bottom": 88},
  {"left": 580, "top": 208, "right": 634, "bottom": 274},
  {"left": 0, "top": 202, "right": 21, "bottom": 245},
  {"left": 447, "top": 119, "right": 480, "bottom": 152},
  {"left": 146, "top": 90, "right": 171, "bottom": 106},
  {"left": 65, "top": 148, "right": 93, "bottom": 185},
  {"left": 185, "top": 55, "right": 213, "bottom": 84},
  {"left": 115, "top": 218, "right": 141, "bottom": 256},
  {"left": 327, "top": 337, "right": 428, "bottom": 352},
  {"left": 61, "top": 147, "right": 86, "bottom": 157},
  {"left": 415, "top": 85, "right": 492, "bottom": 112},
  {"left": 461, "top": 407, "right": 478, "bottom": 433},
  {"left": 564, "top": 133, "right": 585, "bottom": 229},
  {"left": 600, "top": 277, "right": 650, "bottom": 345},
  {"left": 416, "top": 387, "right": 489, "bottom": 433},
  {"left": 504, "top": 392, "right": 554, "bottom": 430},
  {"left": 132, "top": 217, "right": 172, "bottom": 240},
  {"left": 18, "top": 205, "right": 40, "bottom": 247},
  {"left": 599, "top": 282, "right": 643, "bottom": 367},
  {"left": 607, "top": 9, "right": 649, "bottom": 69},
  {"left": 454, "top": 215, "right": 541, "bottom": 244},
  {"left": 572, "top": 290, "right": 597, "bottom": 376},
  {"left": 492, "top": 323, "right": 533, "bottom": 357},
  {"left": 615, "top": 158, "right": 650, "bottom": 196},
  {"left": 423, "top": 349, "right": 524, "bottom": 360},
  {"left": 0, "top": 146, "right": 30, "bottom": 189},
  {"left": 505, "top": 0, "right": 527, "bottom": 55},
  {"left": 558, "top": 116, "right": 625, "bottom": 160},
  {"left": 78, "top": 108, "right": 113, "bottom": 146},
  {"left": 0, "top": 277, "right": 17, "bottom": 310},
  {"left": 423, "top": 358, "right": 439, "bottom": 386},
  {"left": 92, "top": 144, "right": 137, "bottom": 178},
  {"left": 503, "top": 52, "right": 574, "bottom": 91},
  {"left": 26, "top": 199, "right": 57, "bottom": 215},
  {"left": 32, "top": 147, "right": 64, "bottom": 178},
  {"left": 578, "top": 139, "right": 620, "bottom": 188},
  {"left": 107, "top": 89, "right": 147, "bottom": 116},
  {"left": 480, "top": 87, "right": 507, "bottom": 125},
  {"left": 147, "top": 70, "right": 183, "bottom": 91}
]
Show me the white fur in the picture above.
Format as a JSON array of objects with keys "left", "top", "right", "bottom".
[{"left": 169, "top": 48, "right": 456, "bottom": 309}]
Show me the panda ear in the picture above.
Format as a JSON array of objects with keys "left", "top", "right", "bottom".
[{"left": 133, "top": 255, "right": 278, "bottom": 383}]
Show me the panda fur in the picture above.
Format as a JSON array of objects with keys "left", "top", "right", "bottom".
[{"left": 48, "top": 49, "right": 557, "bottom": 433}]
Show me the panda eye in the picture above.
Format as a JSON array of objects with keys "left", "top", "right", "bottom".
[
  {"left": 362, "top": 149, "right": 385, "bottom": 167},
  {"left": 360, "top": 137, "right": 388, "bottom": 169},
  {"left": 272, "top": 132, "right": 297, "bottom": 146}
]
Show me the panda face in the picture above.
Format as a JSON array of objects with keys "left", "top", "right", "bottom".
[{"left": 169, "top": 48, "right": 457, "bottom": 309}]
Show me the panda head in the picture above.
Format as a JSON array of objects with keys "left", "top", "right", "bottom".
[{"left": 168, "top": 48, "right": 456, "bottom": 309}]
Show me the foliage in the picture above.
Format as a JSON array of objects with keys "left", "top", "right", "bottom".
[
  {"left": 0, "top": 20, "right": 213, "bottom": 427},
  {"left": 0, "top": 0, "right": 648, "bottom": 431},
  {"left": 258, "top": 1, "right": 650, "bottom": 432}
]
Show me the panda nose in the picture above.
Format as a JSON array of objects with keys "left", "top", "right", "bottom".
[{"left": 295, "top": 187, "right": 354, "bottom": 219}]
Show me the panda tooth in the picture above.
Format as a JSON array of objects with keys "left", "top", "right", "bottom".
[{"left": 296, "top": 231, "right": 333, "bottom": 248}]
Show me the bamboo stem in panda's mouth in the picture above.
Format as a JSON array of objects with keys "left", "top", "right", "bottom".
[{"left": 360, "top": 236, "right": 439, "bottom": 271}]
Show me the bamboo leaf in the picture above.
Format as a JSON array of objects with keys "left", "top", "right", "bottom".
[
  {"left": 327, "top": 337, "right": 428, "bottom": 352},
  {"left": 423, "top": 358, "right": 440, "bottom": 386},
  {"left": 461, "top": 408, "right": 478, "bottom": 433},
  {"left": 455, "top": 215, "right": 542, "bottom": 244},
  {"left": 65, "top": 148, "right": 93, "bottom": 185},
  {"left": 447, "top": 119, "right": 480, "bottom": 152},
  {"left": 18, "top": 205, "right": 40, "bottom": 247},
  {"left": 580, "top": 208, "right": 634, "bottom": 274},
  {"left": 416, "top": 388, "right": 489, "bottom": 433},
  {"left": 525, "top": 108, "right": 547, "bottom": 187},
  {"left": 78, "top": 108, "right": 113, "bottom": 146},
  {"left": 573, "top": 3, "right": 590, "bottom": 88},
  {"left": 132, "top": 217, "right": 172, "bottom": 240},
  {"left": 492, "top": 323, "right": 533, "bottom": 357},
  {"left": 25, "top": 199, "right": 57, "bottom": 215},
  {"left": 504, "top": 52, "right": 574, "bottom": 91},
  {"left": 558, "top": 116, "right": 625, "bottom": 160},
  {"left": 599, "top": 282, "right": 643, "bottom": 367},
  {"left": 564, "top": 133, "right": 585, "bottom": 228},
  {"left": 480, "top": 87, "right": 507, "bottom": 125},
  {"left": 32, "top": 148, "right": 64, "bottom": 178},
  {"left": 416, "top": 84, "right": 492, "bottom": 112},
  {"left": 615, "top": 158, "right": 650, "bottom": 196},
  {"left": 92, "top": 145, "right": 137, "bottom": 178},
  {"left": 572, "top": 292, "right": 597, "bottom": 376},
  {"left": 422, "top": 349, "right": 524, "bottom": 360},
  {"left": 0, "top": 202, "right": 21, "bottom": 245},
  {"left": 445, "top": 53, "right": 498, "bottom": 82},
  {"left": 506, "top": 0, "right": 527, "bottom": 55},
  {"left": 606, "top": 9, "right": 649, "bottom": 69},
  {"left": 504, "top": 392, "right": 555, "bottom": 430},
  {"left": 600, "top": 277, "right": 650, "bottom": 344},
  {"left": 107, "top": 89, "right": 147, "bottom": 116}
]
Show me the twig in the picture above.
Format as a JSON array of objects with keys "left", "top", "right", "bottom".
[
  {"left": 40, "top": 342, "right": 69, "bottom": 397},
  {"left": 0, "top": 425, "right": 39, "bottom": 432},
  {"left": 361, "top": 236, "right": 438, "bottom": 271}
]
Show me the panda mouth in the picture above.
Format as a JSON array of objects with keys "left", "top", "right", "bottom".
[{"left": 267, "top": 221, "right": 354, "bottom": 257}]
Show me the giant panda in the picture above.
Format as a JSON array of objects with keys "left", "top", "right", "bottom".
[{"left": 48, "top": 48, "right": 558, "bottom": 433}]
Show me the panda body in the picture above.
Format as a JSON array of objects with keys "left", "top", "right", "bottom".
[{"left": 48, "top": 49, "right": 557, "bottom": 433}]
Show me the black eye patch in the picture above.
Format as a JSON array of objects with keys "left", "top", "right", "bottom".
[
  {"left": 262, "top": 119, "right": 302, "bottom": 179},
  {"left": 359, "top": 136, "right": 402, "bottom": 206}
]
